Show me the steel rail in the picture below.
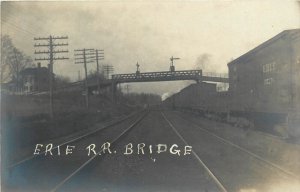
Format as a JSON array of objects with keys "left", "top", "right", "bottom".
[
  {"left": 174, "top": 112, "right": 300, "bottom": 180},
  {"left": 50, "top": 110, "right": 149, "bottom": 192},
  {"left": 161, "top": 112, "right": 228, "bottom": 192},
  {"left": 9, "top": 110, "right": 144, "bottom": 169}
]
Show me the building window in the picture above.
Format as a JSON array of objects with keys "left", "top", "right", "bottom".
[
  {"left": 263, "top": 62, "right": 276, "bottom": 73},
  {"left": 264, "top": 78, "right": 274, "bottom": 85}
]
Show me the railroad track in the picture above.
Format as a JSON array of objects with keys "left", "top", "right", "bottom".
[
  {"left": 7, "top": 109, "right": 298, "bottom": 191},
  {"left": 167, "top": 111, "right": 300, "bottom": 181},
  {"left": 161, "top": 112, "right": 228, "bottom": 192},
  {"left": 9, "top": 109, "right": 146, "bottom": 169},
  {"left": 49, "top": 110, "right": 149, "bottom": 192}
]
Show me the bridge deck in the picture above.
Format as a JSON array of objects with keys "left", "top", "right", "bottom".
[
  {"left": 112, "top": 70, "right": 229, "bottom": 83},
  {"left": 112, "top": 70, "right": 202, "bottom": 83}
]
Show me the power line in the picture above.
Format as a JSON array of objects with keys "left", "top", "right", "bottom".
[
  {"left": 2, "top": 21, "right": 36, "bottom": 36},
  {"left": 1, "top": 4, "right": 54, "bottom": 40},
  {"left": 2, "top": 3, "right": 47, "bottom": 30},
  {"left": 1, "top": 6, "right": 40, "bottom": 36},
  {"left": 2, "top": 22, "right": 36, "bottom": 37}
]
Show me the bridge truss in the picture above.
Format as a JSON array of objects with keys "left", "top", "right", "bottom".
[
  {"left": 111, "top": 70, "right": 228, "bottom": 83},
  {"left": 111, "top": 70, "right": 203, "bottom": 83}
]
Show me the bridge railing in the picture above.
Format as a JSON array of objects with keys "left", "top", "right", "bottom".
[
  {"left": 202, "top": 72, "right": 228, "bottom": 78},
  {"left": 112, "top": 70, "right": 202, "bottom": 80}
]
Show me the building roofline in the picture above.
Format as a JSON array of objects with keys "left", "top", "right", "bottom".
[{"left": 227, "top": 29, "right": 300, "bottom": 66}]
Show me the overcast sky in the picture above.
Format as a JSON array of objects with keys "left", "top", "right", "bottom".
[{"left": 2, "top": 1, "right": 300, "bottom": 97}]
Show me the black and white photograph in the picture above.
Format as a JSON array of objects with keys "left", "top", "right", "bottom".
[{"left": 1, "top": 1, "right": 300, "bottom": 191}]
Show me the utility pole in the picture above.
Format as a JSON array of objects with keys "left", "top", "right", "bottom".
[
  {"left": 102, "top": 64, "right": 114, "bottom": 79},
  {"left": 34, "top": 35, "right": 69, "bottom": 119},
  {"left": 74, "top": 48, "right": 94, "bottom": 108},
  {"left": 102, "top": 64, "right": 115, "bottom": 101},
  {"left": 94, "top": 49, "right": 104, "bottom": 95}
]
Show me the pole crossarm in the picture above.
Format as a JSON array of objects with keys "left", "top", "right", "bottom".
[
  {"left": 51, "top": 36, "right": 68, "bottom": 39},
  {"left": 53, "top": 57, "right": 69, "bottom": 60},
  {"left": 34, "top": 44, "right": 50, "bottom": 47},
  {"left": 34, "top": 37, "right": 51, "bottom": 40},
  {"left": 35, "top": 57, "right": 69, "bottom": 61},
  {"left": 34, "top": 36, "right": 68, "bottom": 40},
  {"left": 52, "top": 43, "right": 69, "bottom": 46},
  {"left": 74, "top": 53, "right": 95, "bottom": 56},
  {"left": 35, "top": 50, "right": 68, "bottom": 54},
  {"left": 74, "top": 57, "right": 93, "bottom": 59},
  {"left": 74, "top": 60, "right": 94, "bottom": 64},
  {"left": 35, "top": 58, "right": 50, "bottom": 61},
  {"left": 34, "top": 43, "right": 68, "bottom": 47},
  {"left": 74, "top": 49, "right": 94, "bottom": 51}
]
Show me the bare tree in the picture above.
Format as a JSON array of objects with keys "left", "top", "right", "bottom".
[
  {"left": 54, "top": 75, "right": 71, "bottom": 88},
  {"left": 1, "top": 35, "right": 33, "bottom": 84},
  {"left": 87, "top": 69, "right": 105, "bottom": 81},
  {"left": 1, "top": 35, "right": 14, "bottom": 83}
]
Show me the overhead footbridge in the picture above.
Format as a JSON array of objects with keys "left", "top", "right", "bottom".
[{"left": 111, "top": 70, "right": 228, "bottom": 83}]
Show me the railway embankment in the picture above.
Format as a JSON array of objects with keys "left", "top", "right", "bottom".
[{"left": 1, "top": 93, "right": 137, "bottom": 165}]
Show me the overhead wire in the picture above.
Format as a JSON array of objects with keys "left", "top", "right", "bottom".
[{"left": 2, "top": 3, "right": 50, "bottom": 37}]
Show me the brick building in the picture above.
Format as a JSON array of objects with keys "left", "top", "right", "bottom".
[{"left": 20, "top": 63, "right": 51, "bottom": 93}]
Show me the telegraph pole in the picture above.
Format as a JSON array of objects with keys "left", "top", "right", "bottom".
[
  {"left": 74, "top": 48, "right": 94, "bottom": 108},
  {"left": 94, "top": 49, "right": 104, "bottom": 95},
  {"left": 102, "top": 64, "right": 115, "bottom": 101},
  {"left": 102, "top": 64, "right": 114, "bottom": 79},
  {"left": 34, "top": 35, "right": 68, "bottom": 119}
]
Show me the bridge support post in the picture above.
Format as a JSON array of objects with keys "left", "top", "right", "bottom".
[{"left": 196, "top": 70, "right": 202, "bottom": 83}]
